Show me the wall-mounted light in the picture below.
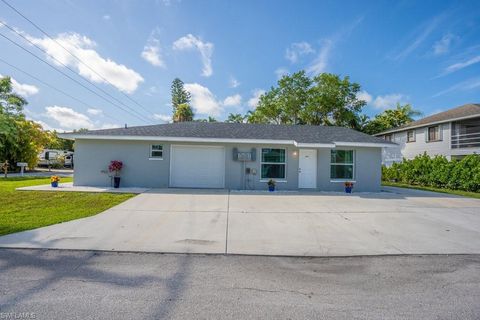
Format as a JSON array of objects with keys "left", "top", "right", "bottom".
[{"left": 292, "top": 151, "right": 298, "bottom": 156}]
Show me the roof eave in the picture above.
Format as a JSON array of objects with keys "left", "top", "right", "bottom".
[
  {"left": 374, "top": 113, "right": 480, "bottom": 136},
  {"left": 60, "top": 133, "right": 390, "bottom": 148}
]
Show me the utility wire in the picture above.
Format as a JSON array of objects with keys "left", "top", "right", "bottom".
[
  {"left": 0, "top": 30, "right": 151, "bottom": 123},
  {"left": 0, "top": 56, "right": 122, "bottom": 123},
  {"left": 0, "top": 21, "right": 151, "bottom": 122},
  {"left": 0, "top": 0, "right": 153, "bottom": 116}
]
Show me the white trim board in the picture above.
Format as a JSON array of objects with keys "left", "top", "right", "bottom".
[{"left": 59, "top": 133, "right": 390, "bottom": 148}]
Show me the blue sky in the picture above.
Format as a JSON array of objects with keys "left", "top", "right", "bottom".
[{"left": 0, "top": 0, "right": 479, "bottom": 131}]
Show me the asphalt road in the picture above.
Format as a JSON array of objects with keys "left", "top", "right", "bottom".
[{"left": 1, "top": 249, "right": 479, "bottom": 320}]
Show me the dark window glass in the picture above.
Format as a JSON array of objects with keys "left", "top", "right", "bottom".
[
  {"left": 330, "top": 165, "right": 354, "bottom": 180},
  {"left": 261, "top": 164, "right": 286, "bottom": 179},
  {"left": 261, "top": 149, "right": 285, "bottom": 163}
]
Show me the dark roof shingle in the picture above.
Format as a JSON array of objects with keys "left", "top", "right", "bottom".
[
  {"left": 65, "top": 122, "right": 393, "bottom": 145},
  {"left": 375, "top": 103, "right": 480, "bottom": 135}
]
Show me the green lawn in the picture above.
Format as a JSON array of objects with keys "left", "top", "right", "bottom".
[
  {"left": 382, "top": 181, "right": 480, "bottom": 199},
  {"left": 0, "top": 177, "right": 135, "bottom": 236}
]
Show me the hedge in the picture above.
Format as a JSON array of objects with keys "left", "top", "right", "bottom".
[{"left": 382, "top": 153, "right": 480, "bottom": 192}]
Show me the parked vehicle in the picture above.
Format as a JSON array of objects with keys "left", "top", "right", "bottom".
[{"left": 38, "top": 149, "right": 74, "bottom": 168}]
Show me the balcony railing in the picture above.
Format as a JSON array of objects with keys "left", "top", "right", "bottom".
[{"left": 451, "top": 131, "right": 480, "bottom": 149}]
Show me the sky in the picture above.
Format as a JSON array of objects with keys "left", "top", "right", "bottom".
[{"left": 0, "top": 0, "right": 479, "bottom": 131}]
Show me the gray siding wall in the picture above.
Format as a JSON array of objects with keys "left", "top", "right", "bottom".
[
  {"left": 382, "top": 122, "right": 480, "bottom": 165},
  {"left": 74, "top": 139, "right": 381, "bottom": 192}
]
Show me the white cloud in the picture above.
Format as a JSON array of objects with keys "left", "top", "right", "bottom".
[
  {"left": 229, "top": 76, "right": 240, "bottom": 88},
  {"left": 306, "top": 39, "right": 332, "bottom": 74},
  {"left": 86, "top": 108, "right": 103, "bottom": 116},
  {"left": 391, "top": 14, "right": 444, "bottom": 60},
  {"left": 45, "top": 105, "right": 94, "bottom": 130},
  {"left": 11, "top": 78, "right": 39, "bottom": 96},
  {"left": 173, "top": 34, "right": 214, "bottom": 77},
  {"left": 145, "top": 85, "right": 159, "bottom": 96},
  {"left": 372, "top": 94, "right": 407, "bottom": 110},
  {"left": 0, "top": 74, "right": 39, "bottom": 97},
  {"left": 285, "top": 41, "right": 314, "bottom": 63},
  {"left": 27, "top": 32, "right": 144, "bottom": 93},
  {"left": 153, "top": 114, "right": 172, "bottom": 122},
  {"left": 223, "top": 94, "right": 242, "bottom": 107},
  {"left": 444, "top": 55, "right": 480, "bottom": 74},
  {"left": 433, "top": 77, "right": 480, "bottom": 97},
  {"left": 33, "top": 120, "right": 63, "bottom": 132},
  {"left": 184, "top": 83, "right": 222, "bottom": 116},
  {"left": 275, "top": 67, "right": 289, "bottom": 79},
  {"left": 247, "top": 89, "right": 266, "bottom": 109},
  {"left": 141, "top": 29, "right": 165, "bottom": 68},
  {"left": 433, "top": 33, "right": 456, "bottom": 55},
  {"left": 102, "top": 14, "right": 111, "bottom": 20},
  {"left": 357, "top": 90, "right": 372, "bottom": 104}
]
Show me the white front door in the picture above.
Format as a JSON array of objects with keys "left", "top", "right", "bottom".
[{"left": 298, "top": 149, "right": 317, "bottom": 189}]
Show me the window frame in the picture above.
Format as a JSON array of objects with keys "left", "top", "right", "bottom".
[
  {"left": 407, "top": 129, "right": 416, "bottom": 143},
  {"left": 384, "top": 134, "right": 393, "bottom": 142},
  {"left": 149, "top": 144, "right": 164, "bottom": 160},
  {"left": 330, "top": 149, "right": 355, "bottom": 182},
  {"left": 427, "top": 126, "right": 441, "bottom": 142},
  {"left": 260, "top": 148, "right": 287, "bottom": 181}
]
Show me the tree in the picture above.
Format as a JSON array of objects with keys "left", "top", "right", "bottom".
[
  {"left": 226, "top": 113, "right": 246, "bottom": 123},
  {"left": 362, "top": 103, "right": 422, "bottom": 135},
  {"left": 0, "top": 76, "right": 50, "bottom": 169},
  {"left": 251, "top": 71, "right": 311, "bottom": 124},
  {"left": 301, "top": 73, "right": 365, "bottom": 127},
  {"left": 171, "top": 78, "right": 191, "bottom": 114},
  {"left": 0, "top": 76, "right": 27, "bottom": 118},
  {"left": 173, "top": 103, "right": 194, "bottom": 122},
  {"left": 45, "top": 130, "right": 75, "bottom": 151},
  {"left": 247, "top": 72, "right": 365, "bottom": 128}
]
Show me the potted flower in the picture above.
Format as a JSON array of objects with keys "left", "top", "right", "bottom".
[
  {"left": 108, "top": 160, "right": 123, "bottom": 188},
  {"left": 344, "top": 181, "right": 354, "bottom": 193},
  {"left": 267, "top": 179, "right": 276, "bottom": 192},
  {"left": 51, "top": 175, "right": 60, "bottom": 188}
]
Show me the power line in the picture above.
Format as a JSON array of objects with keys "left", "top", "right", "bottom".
[
  {"left": 0, "top": 20, "right": 151, "bottom": 122},
  {"left": 0, "top": 56, "right": 122, "bottom": 123},
  {"left": 1, "top": 0, "right": 152, "bottom": 116},
  {"left": 0, "top": 30, "right": 151, "bottom": 123}
]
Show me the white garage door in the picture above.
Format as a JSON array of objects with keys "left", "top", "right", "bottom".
[{"left": 170, "top": 145, "right": 225, "bottom": 188}]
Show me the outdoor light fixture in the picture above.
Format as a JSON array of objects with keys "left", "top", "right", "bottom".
[{"left": 293, "top": 151, "right": 298, "bottom": 156}]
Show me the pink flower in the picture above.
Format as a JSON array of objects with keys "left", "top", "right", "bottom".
[{"left": 108, "top": 160, "right": 123, "bottom": 173}]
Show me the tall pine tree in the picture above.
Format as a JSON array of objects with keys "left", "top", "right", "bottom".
[{"left": 171, "top": 78, "right": 191, "bottom": 114}]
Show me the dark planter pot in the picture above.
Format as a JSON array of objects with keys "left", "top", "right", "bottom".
[
  {"left": 51, "top": 181, "right": 58, "bottom": 188},
  {"left": 345, "top": 186, "right": 352, "bottom": 193},
  {"left": 113, "top": 177, "right": 121, "bottom": 188},
  {"left": 268, "top": 185, "right": 275, "bottom": 192}
]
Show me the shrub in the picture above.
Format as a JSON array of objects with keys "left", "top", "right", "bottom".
[{"left": 382, "top": 154, "right": 480, "bottom": 192}]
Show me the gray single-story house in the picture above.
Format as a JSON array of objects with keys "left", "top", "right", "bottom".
[{"left": 60, "top": 122, "right": 395, "bottom": 192}]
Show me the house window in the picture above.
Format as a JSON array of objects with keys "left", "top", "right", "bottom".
[
  {"left": 384, "top": 134, "right": 393, "bottom": 142},
  {"left": 407, "top": 130, "right": 416, "bottom": 142},
  {"left": 150, "top": 144, "right": 163, "bottom": 159},
  {"left": 427, "top": 126, "right": 441, "bottom": 142},
  {"left": 261, "top": 148, "right": 286, "bottom": 179},
  {"left": 330, "top": 150, "right": 354, "bottom": 180}
]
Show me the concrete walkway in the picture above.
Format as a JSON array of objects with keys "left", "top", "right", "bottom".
[
  {"left": 17, "top": 182, "right": 148, "bottom": 194},
  {"left": 0, "top": 187, "right": 480, "bottom": 256}
]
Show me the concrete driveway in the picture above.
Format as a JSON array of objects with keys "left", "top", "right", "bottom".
[{"left": 1, "top": 187, "right": 480, "bottom": 256}]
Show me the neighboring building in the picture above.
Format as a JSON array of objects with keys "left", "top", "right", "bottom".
[
  {"left": 375, "top": 104, "right": 480, "bottom": 166},
  {"left": 60, "top": 122, "right": 394, "bottom": 192}
]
